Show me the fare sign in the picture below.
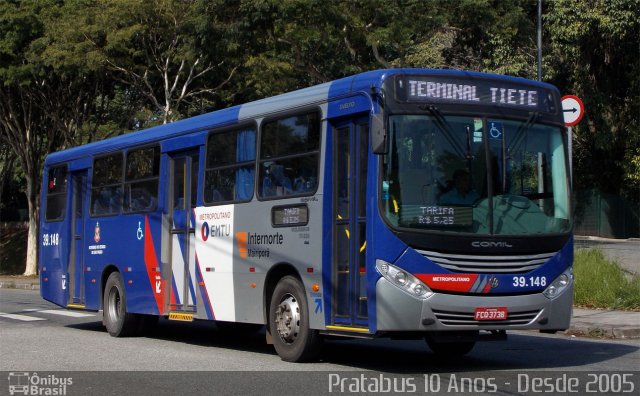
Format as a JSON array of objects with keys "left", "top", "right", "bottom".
[{"left": 561, "top": 95, "right": 584, "bottom": 126}]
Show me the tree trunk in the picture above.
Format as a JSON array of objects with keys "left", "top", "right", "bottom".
[{"left": 23, "top": 176, "right": 39, "bottom": 276}]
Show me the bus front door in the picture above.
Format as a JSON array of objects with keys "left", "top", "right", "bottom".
[
  {"left": 68, "top": 171, "right": 87, "bottom": 307},
  {"left": 333, "top": 119, "right": 369, "bottom": 327},
  {"left": 168, "top": 151, "right": 199, "bottom": 314}
]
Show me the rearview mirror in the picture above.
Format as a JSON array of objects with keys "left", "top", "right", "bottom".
[{"left": 371, "top": 113, "right": 387, "bottom": 154}]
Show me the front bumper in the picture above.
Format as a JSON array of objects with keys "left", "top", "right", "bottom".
[{"left": 375, "top": 277, "right": 573, "bottom": 332}]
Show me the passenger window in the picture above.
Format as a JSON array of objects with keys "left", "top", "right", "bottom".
[
  {"left": 91, "top": 153, "right": 123, "bottom": 216},
  {"left": 259, "top": 112, "right": 320, "bottom": 198},
  {"left": 124, "top": 146, "right": 160, "bottom": 213},
  {"left": 45, "top": 165, "right": 68, "bottom": 221},
  {"left": 204, "top": 127, "right": 256, "bottom": 204}
]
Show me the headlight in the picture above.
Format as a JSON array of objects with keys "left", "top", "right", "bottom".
[
  {"left": 543, "top": 267, "right": 573, "bottom": 299},
  {"left": 376, "top": 259, "right": 433, "bottom": 300}
]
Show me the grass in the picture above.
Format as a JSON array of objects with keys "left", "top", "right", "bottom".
[{"left": 574, "top": 248, "right": 640, "bottom": 311}]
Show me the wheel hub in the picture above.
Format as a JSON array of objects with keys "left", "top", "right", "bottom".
[
  {"left": 107, "top": 287, "right": 121, "bottom": 323},
  {"left": 275, "top": 294, "right": 300, "bottom": 344}
]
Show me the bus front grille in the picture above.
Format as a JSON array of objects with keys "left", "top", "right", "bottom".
[
  {"left": 417, "top": 249, "right": 554, "bottom": 274},
  {"left": 432, "top": 309, "right": 540, "bottom": 326}
]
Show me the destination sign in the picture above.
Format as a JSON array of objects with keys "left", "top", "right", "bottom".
[{"left": 394, "top": 75, "right": 557, "bottom": 113}]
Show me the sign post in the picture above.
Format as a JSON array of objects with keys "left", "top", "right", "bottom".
[{"left": 561, "top": 95, "right": 585, "bottom": 186}]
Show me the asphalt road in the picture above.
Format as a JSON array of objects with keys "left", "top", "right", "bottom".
[{"left": 1, "top": 289, "right": 639, "bottom": 395}]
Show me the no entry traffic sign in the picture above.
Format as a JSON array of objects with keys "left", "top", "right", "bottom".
[{"left": 561, "top": 95, "right": 584, "bottom": 127}]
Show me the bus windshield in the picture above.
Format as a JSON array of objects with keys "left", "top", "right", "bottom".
[{"left": 381, "top": 114, "right": 571, "bottom": 235}]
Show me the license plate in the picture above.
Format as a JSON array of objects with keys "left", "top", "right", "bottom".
[{"left": 474, "top": 307, "right": 508, "bottom": 321}]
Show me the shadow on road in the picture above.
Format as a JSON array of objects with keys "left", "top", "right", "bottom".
[
  {"left": 318, "top": 333, "right": 639, "bottom": 372},
  {"left": 67, "top": 319, "right": 639, "bottom": 372}
]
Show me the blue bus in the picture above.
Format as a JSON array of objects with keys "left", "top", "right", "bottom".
[{"left": 40, "top": 69, "right": 573, "bottom": 362}]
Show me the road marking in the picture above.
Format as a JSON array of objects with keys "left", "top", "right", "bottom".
[
  {"left": 38, "top": 309, "right": 95, "bottom": 318},
  {"left": 0, "top": 312, "right": 46, "bottom": 322}
]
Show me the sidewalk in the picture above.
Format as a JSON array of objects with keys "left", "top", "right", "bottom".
[
  {"left": 1, "top": 276, "right": 639, "bottom": 339},
  {"left": 568, "top": 308, "right": 640, "bottom": 339},
  {"left": 0, "top": 275, "right": 39, "bottom": 290}
]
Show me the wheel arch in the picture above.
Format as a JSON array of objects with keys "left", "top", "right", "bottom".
[
  {"left": 101, "top": 264, "right": 120, "bottom": 310},
  {"left": 263, "top": 262, "right": 302, "bottom": 323}
]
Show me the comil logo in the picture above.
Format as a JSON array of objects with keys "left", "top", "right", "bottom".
[
  {"left": 471, "top": 241, "right": 513, "bottom": 248},
  {"left": 8, "top": 372, "right": 73, "bottom": 395}
]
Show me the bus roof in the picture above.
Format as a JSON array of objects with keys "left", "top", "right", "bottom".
[{"left": 44, "top": 68, "right": 558, "bottom": 166}]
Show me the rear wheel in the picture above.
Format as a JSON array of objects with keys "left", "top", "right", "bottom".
[
  {"left": 269, "top": 276, "right": 322, "bottom": 362},
  {"left": 103, "top": 272, "right": 140, "bottom": 337}
]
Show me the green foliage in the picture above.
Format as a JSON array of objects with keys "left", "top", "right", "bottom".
[
  {"left": 545, "top": 0, "right": 640, "bottom": 202},
  {"left": 574, "top": 249, "right": 640, "bottom": 310}
]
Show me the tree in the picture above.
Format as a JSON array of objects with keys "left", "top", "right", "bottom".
[
  {"left": 0, "top": 0, "right": 126, "bottom": 275},
  {"left": 31, "top": 0, "right": 150, "bottom": 141},
  {"left": 74, "top": 0, "right": 238, "bottom": 125},
  {"left": 232, "top": 0, "right": 351, "bottom": 100},
  {"left": 545, "top": 0, "right": 640, "bottom": 202},
  {"left": 0, "top": 0, "right": 54, "bottom": 276}
]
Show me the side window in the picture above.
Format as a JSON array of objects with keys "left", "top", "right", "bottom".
[
  {"left": 90, "top": 153, "right": 123, "bottom": 216},
  {"left": 124, "top": 146, "right": 160, "bottom": 213},
  {"left": 259, "top": 112, "right": 320, "bottom": 199},
  {"left": 204, "top": 127, "right": 256, "bottom": 204},
  {"left": 45, "top": 165, "right": 68, "bottom": 221}
]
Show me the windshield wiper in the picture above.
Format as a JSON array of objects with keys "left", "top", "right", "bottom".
[
  {"left": 420, "top": 104, "right": 468, "bottom": 159},
  {"left": 509, "top": 111, "right": 539, "bottom": 152},
  {"left": 506, "top": 112, "right": 539, "bottom": 195}
]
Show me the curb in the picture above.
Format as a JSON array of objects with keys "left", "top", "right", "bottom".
[
  {"left": 566, "top": 325, "right": 640, "bottom": 339},
  {"left": 0, "top": 281, "right": 40, "bottom": 290}
]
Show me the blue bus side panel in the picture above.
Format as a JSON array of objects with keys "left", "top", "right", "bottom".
[
  {"left": 40, "top": 219, "right": 71, "bottom": 307},
  {"left": 39, "top": 165, "right": 71, "bottom": 307},
  {"left": 82, "top": 213, "right": 163, "bottom": 314}
]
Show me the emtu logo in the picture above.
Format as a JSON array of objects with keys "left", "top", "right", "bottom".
[
  {"left": 236, "top": 232, "right": 248, "bottom": 258},
  {"left": 201, "top": 222, "right": 210, "bottom": 242}
]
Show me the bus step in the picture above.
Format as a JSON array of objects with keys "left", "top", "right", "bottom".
[
  {"left": 321, "top": 325, "right": 373, "bottom": 339},
  {"left": 66, "top": 303, "right": 86, "bottom": 310},
  {"left": 168, "top": 312, "right": 195, "bottom": 322}
]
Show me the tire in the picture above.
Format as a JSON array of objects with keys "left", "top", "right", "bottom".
[
  {"left": 425, "top": 337, "right": 475, "bottom": 356},
  {"left": 269, "top": 276, "right": 322, "bottom": 362},
  {"left": 103, "top": 272, "right": 140, "bottom": 337}
]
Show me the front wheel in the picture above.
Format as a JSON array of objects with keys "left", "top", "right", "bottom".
[
  {"left": 269, "top": 276, "right": 322, "bottom": 362},
  {"left": 103, "top": 272, "right": 140, "bottom": 337}
]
